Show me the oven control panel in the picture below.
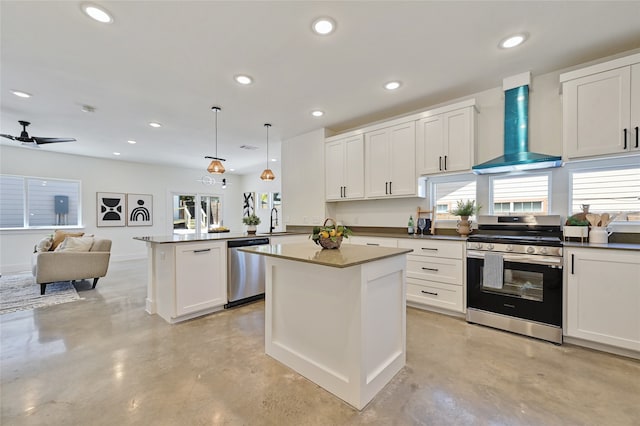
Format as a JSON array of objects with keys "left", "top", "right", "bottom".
[{"left": 466, "top": 242, "right": 563, "bottom": 257}]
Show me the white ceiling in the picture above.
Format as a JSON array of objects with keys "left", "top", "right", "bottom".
[{"left": 1, "top": 1, "right": 639, "bottom": 174}]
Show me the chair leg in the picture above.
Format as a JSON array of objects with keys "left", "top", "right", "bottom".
[
  {"left": 40, "top": 284, "right": 47, "bottom": 295},
  {"left": 92, "top": 278, "right": 99, "bottom": 289}
]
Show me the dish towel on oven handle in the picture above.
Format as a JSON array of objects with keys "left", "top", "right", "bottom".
[{"left": 483, "top": 252, "right": 504, "bottom": 289}]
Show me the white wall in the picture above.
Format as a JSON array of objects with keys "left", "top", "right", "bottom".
[
  {"left": 281, "top": 128, "right": 327, "bottom": 227},
  {"left": 0, "top": 146, "right": 242, "bottom": 273},
  {"left": 237, "top": 165, "right": 282, "bottom": 234}
]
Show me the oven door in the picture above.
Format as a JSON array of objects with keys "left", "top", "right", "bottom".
[{"left": 466, "top": 251, "right": 563, "bottom": 326}]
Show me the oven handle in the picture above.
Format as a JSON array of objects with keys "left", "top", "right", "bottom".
[{"left": 466, "top": 250, "right": 563, "bottom": 268}]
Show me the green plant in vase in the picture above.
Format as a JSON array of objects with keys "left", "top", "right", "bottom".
[
  {"left": 243, "top": 214, "right": 261, "bottom": 234},
  {"left": 451, "top": 200, "right": 480, "bottom": 236}
]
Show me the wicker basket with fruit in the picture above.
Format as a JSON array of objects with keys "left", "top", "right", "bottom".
[{"left": 311, "top": 218, "right": 352, "bottom": 249}]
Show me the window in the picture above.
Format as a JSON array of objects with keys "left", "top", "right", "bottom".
[
  {"left": 0, "top": 175, "right": 81, "bottom": 229},
  {"left": 172, "top": 193, "right": 223, "bottom": 234},
  {"left": 491, "top": 174, "right": 549, "bottom": 215},
  {"left": 570, "top": 166, "right": 640, "bottom": 222},
  {"left": 432, "top": 179, "right": 477, "bottom": 220}
]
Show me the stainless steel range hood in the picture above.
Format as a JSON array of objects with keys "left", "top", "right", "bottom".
[{"left": 472, "top": 73, "right": 562, "bottom": 175}]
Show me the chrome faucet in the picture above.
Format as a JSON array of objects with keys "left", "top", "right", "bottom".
[{"left": 270, "top": 207, "right": 279, "bottom": 234}]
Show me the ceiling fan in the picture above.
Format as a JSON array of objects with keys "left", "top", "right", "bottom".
[{"left": 0, "top": 120, "right": 76, "bottom": 146}]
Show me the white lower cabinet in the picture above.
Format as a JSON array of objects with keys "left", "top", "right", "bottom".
[
  {"left": 565, "top": 248, "right": 640, "bottom": 352},
  {"left": 347, "top": 236, "right": 398, "bottom": 247},
  {"left": 269, "top": 234, "right": 311, "bottom": 245},
  {"left": 154, "top": 241, "right": 226, "bottom": 322},
  {"left": 398, "top": 239, "right": 465, "bottom": 314}
]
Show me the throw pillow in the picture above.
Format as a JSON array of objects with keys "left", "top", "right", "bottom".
[
  {"left": 55, "top": 236, "right": 95, "bottom": 252},
  {"left": 51, "top": 230, "right": 84, "bottom": 250},
  {"left": 34, "top": 236, "right": 53, "bottom": 253}
]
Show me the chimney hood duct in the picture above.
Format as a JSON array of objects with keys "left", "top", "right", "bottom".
[{"left": 472, "top": 74, "right": 562, "bottom": 175}]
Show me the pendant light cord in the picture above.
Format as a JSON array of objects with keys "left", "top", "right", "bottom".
[{"left": 265, "top": 123, "right": 271, "bottom": 168}]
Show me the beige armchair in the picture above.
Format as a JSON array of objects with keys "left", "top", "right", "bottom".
[{"left": 32, "top": 238, "right": 112, "bottom": 295}]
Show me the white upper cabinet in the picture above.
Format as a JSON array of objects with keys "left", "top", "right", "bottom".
[
  {"left": 365, "top": 121, "right": 418, "bottom": 198},
  {"left": 561, "top": 53, "right": 640, "bottom": 160},
  {"left": 416, "top": 105, "right": 475, "bottom": 175},
  {"left": 325, "top": 134, "right": 364, "bottom": 201}
]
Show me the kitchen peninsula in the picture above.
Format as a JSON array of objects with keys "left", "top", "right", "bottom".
[
  {"left": 239, "top": 243, "right": 412, "bottom": 410},
  {"left": 133, "top": 232, "right": 308, "bottom": 323}
]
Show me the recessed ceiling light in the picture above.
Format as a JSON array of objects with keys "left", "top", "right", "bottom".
[
  {"left": 271, "top": 158, "right": 277, "bottom": 162},
  {"left": 499, "top": 33, "right": 527, "bottom": 49},
  {"left": 311, "top": 110, "right": 324, "bottom": 117},
  {"left": 229, "top": 168, "right": 235, "bottom": 172},
  {"left": 148, "top": 122, "right": 162, "bottom": 128},
  {"left": 312, "top": 17, "right": 336, "bottom": 35},
  {"left": 81, "top": 3, "right": 113, "bottom": 24},
  {"left": 11, "top": 90, "right": 31, "bottom": 98},
  {"left": 234, "top": 75, "right": 253, "bottom": 85},
  {"left": 384, "top": 81, "right": 401, "bottom": 90},
  {"left": 113, "top": 152, "right": 121, "bottom": 156},
  {"left": 127, "top": 140, "right": 137, "bottom": 144}
]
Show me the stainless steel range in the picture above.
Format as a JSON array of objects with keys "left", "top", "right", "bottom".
[{"left": 466, "top": 215, "right": 563, "bottom": 344}]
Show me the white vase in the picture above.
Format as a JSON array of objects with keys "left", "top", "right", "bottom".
[{"left": 246, "top": 224, "right": 257, "bottom": 234}]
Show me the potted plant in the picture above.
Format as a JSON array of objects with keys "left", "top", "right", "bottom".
[
  {"left": 242, "top": 214, "right": 261, "bottom": 234},
  {"left": 451, "top": 200, "right": 481, "bottom": 236},
  {"left": 564, "top": 215, "right": 590, "bottom": 242}
]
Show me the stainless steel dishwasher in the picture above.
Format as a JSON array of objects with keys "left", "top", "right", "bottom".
[{"left": 225, "top": 237, "right": 270, "bottom": 308}]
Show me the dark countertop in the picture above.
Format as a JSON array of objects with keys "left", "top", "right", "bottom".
[
  {"left": 562, "top": 241, "right": 640, "bottom": 251},
  {"left": 239, "top": 243, "right": 412, "bottom": 268}
]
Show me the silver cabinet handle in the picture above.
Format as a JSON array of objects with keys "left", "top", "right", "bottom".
[
  {"left": 366, "top": 243, "right": 380, "bottom": 246},
  {"left": 421, "top": 267, "right": 439, "bottom": 272},
  {"left": 421, "top": 247, "right": 438, "bottom": 251},
  {"left": 193, "top": 248, "right": 211, "bottom": 253},
  {"left": 421, "top": 290, "right": 438, "bottom": 296}
]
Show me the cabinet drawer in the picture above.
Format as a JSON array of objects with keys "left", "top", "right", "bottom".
[
  {"left": 406, "top": 256, "right": 463, "bottom": 285},
  {"left": 407, "top": 279, "right": 463, "bottom": 312},
  {"left": 398, "top": 239, "right": 463, "bottom": 259},
  {"left": 348, "top": 236, "right": 398, "bottom": 247}
]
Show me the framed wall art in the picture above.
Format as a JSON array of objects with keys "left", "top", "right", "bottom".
[
  {"left": 127, "top": 193, "right": 153, "bottom": 226},
  {"left": 97, "top": 192, "right": 126, "bottom": 227},
  {"left": 259, "top": 192, "right": 269, "bottom": 210},
  {"left": 243, "top": 192, "right": 255, "bottom": 217}
]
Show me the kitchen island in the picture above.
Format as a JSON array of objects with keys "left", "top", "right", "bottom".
[{"left": 239, "top": 243, "right": 412, "bottom": 410}]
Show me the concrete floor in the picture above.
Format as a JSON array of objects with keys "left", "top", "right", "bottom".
[{"left": 1, "top": 259, "right": 639, "bottom": 426}]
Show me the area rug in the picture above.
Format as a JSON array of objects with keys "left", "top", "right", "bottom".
[{"left": 0, "top": 273, "right": 80, "bottom": 315}]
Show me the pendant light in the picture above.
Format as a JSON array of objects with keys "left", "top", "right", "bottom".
[
  {"left": 205, "top": 106, "right": 225, "bottom": 174},
  {"left": 260, "top": 123, "right": 275, "bottom": 181}
]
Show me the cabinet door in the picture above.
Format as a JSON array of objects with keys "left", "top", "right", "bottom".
[
  {"left": 175, "top": 243, "right": 226, "bottom": 316},
  {"left": 343, "top": 135, "right": 364, "bottom": 199},
  {"left": 566, "top": 249, "right": 640, "bottom": 351},
  {"left": 325, "top": 140, "right": 345, "bottom": 201},
  {"left": 388, "top": 121, "right": 416, "bottom": 196},
  {"left": 416, "top": 115, "right": 444, "bottom": 175},
  {"left": 563, "top": 67, "right": 631, "bottom": 159},
  {"left": 442, "top": 108, "right": 473, "bottom": 173},
  {"left": 631, "top": 63, "right": 640, "bottom": 152},
  {"left": 364, "top": 128, "right": 390, "bottom": 198}
]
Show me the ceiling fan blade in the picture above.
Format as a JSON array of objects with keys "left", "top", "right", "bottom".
[
  {"left": 0, "top": 134, "right": 17, "bottom": 141},
  {"left": 33, "top": 137, "right": 77, "bottom": 144}
]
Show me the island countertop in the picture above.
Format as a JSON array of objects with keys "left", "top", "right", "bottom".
[
  {"left": 239, "top": 243, "right": 412, "bottom": 268},
  {"left": 132, "top": 232, "right": 305, "bottom": 244}
]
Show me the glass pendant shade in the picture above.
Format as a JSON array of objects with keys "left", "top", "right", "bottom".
[
  {"left": 260, "top": 168, "right": 275, "bottom": 181},
  {"left": 207, "top": 159, "right": 225, "bottom": 174},
  {"left": 260, "top": 123, "right": 276, "bottom": 181}
]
